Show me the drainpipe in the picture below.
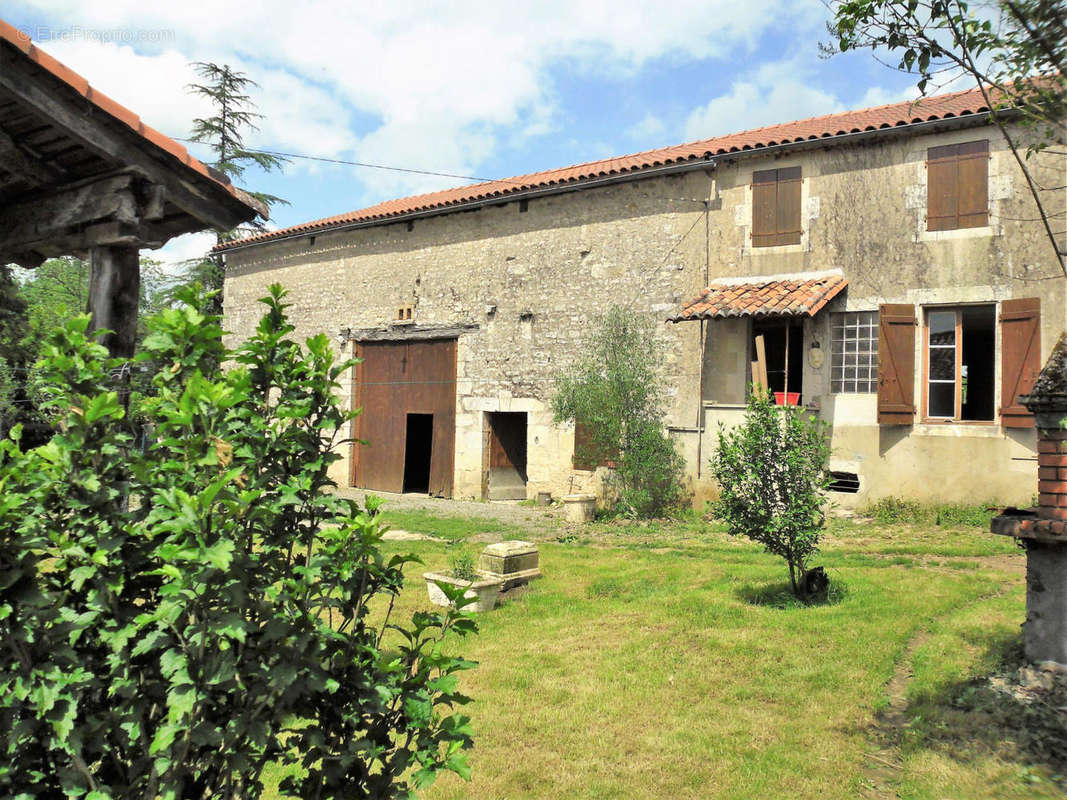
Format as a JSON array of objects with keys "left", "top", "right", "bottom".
[{"left": 695, "top": 193, "right": 712, "bottom": 481}]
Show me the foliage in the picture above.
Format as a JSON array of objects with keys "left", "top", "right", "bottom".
[
  {"left": 827, "top": 0, "right": 1067, "bottom": 271},
  {"left": 446, "top": 540, "right": 479, "bottom": 582},
  {"left": 862, "top": 496, "right": 998, "bottom": 528},
  {"left": 187, "top": 62, "right": 287, "bottom": 231},
  {"left": 0, "top": 266, "right": 43, "bottom": 440},
  {"left": 6, "top": 257, "right": 171, "bottom": 434},
  {"left": 0, "top": 285, "right": 477, "bottom": 798},
  {"left": 15, "top": 256, "right": 172, "bottom": 354},
  {"left": 552, "top": 305, "right": 687, "bottom": 518},
  {"left": 16, "top": 256, "right": 90, "bottom": 350},
  {"left": 0, "top": 358, "right": 15, "bottom": 438},
  {"left": 0, "top": 265, "right": 29, "bottom": 366},
  {"left": 711, "top": 388, "right": 831, "bottom": 597},
  {"left": 173, "top": 63, "right": 288, "bottom": 321}
]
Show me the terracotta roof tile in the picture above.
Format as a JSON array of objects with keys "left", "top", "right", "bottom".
[
  {"left": 668, "top": 274, "right": 848, "bottom": 322},
  {"left": 217, "top": 85, "right": 993, "bottom": 252},
  {"left": 0, "top": 18, "right": 257, "bottom": 212}
]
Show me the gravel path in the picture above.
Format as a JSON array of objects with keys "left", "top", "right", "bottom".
[{"left": 334, "top": 487, "right": 566, "bottom": 533}]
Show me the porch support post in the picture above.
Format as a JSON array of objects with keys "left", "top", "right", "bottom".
[{"left": 87, "top": 245, "right": 140, "bottom": 359}]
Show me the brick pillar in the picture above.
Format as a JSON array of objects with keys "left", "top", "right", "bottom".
[
  {"left": 1037, "top": 426, "right": 1067, "bottom": 520},
  {"left": 991, "top": 334, "right": 1067, "bottom": 666}
]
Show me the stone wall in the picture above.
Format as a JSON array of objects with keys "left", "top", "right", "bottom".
[{"left": 223, "top": 120, "right": 1065, "bottom": 506}]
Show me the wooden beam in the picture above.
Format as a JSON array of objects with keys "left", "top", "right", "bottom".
[
  {"left": 0, "top": 50, "right": 258, "bottom": 233},
  {"left": 88, "top": 244, "right": 139, "bottom": 359},
  {"left": 0, "top": 126, "right": 66, "bottom": 185},
  {"left": 0, "top": 173, "right": 140, "bottom": 254},
  {"left": 0, "top": 217, "right": 191, "bottom": 267},
  {"left": 753, "top": 334, "right": 769, "bottom": 391}
]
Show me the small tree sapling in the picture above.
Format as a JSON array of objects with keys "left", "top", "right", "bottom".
[{"left": 712, "top": 388, "right": 832, "bottom": 597}]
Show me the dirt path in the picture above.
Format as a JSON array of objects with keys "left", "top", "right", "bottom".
[
  {"left": 859, "top": 631, "right": 931, "bottom": 798},
  {"left": 858, "top": 581, "right": 1021, "bottom": 798}
]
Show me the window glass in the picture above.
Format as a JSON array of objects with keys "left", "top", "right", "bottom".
[
  {"left": 924, "top": 306, "right": 995, "bottom": 421},
  {"left": 830, "top": 311, "right": 878, "bottom": 393}
]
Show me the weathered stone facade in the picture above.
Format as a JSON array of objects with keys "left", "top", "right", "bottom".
[{"left": 222, "top": 112, "right": 1065, "bottom": 507}]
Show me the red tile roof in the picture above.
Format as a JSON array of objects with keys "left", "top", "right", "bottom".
[
  {"left": 0, "top": 19, "right": 262, "bottom": 213},
  {"left": 217, "top": 85, "right": 993, "bottom": 252},
  {"left": 669, "top": 274, "right": 849, "bottom": 321}
]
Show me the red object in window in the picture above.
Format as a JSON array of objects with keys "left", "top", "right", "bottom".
[{"left": 774, "top": 392, "right": 800, "bottom": 406}]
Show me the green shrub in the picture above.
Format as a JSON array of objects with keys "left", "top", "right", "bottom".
[
  {"left": 711, "top": 388, "right": 831, "bottom": 597},
  {"left": 862, "top": 497, "right": 997, "bottom": 528},
  {"left": 446, "top": 539, "right": 479, "bottom": 582},
  {"left": 0, "top": 286, "right": 477, "bottom": 798},
  {"left": 552, "top": 305, "right": 687, "bottom": 518}
]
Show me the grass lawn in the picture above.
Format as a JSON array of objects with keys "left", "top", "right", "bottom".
[{"left": 268, "top": 510, "right": 1065, "bottom": 799}]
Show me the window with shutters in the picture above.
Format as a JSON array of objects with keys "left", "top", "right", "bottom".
[
  {"left": 878, "top": 299, "right": 1040, "bottom": 427},
  {"left": 927, "top": 140, "right": 989, "bottom": 231},
  {"left": 752, "top": 166, "right": 802, "bottom": 247},
  {"left": 923, "top": 305, "right": 995, "bottom": 421}
]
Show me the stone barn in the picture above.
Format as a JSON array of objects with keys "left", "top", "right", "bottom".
[{"left": 217, "top": 87, "right": 1066, "bottom": 507}]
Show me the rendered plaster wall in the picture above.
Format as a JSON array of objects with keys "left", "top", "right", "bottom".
[
  {"left": 224, "top": 120, "right": 1064, "bottom": 504},
  {"left": 694, "top": 123, "right": 1063, "bottom": 507}
]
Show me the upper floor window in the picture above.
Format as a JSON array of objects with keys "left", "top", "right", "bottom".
[
  {"left": 752, "top": 166, "right": 801, "bottom": 247},
  {"left": 927, "top": 140, "right": 989, "bottom": 231}
]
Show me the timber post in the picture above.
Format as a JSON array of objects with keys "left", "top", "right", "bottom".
[{"left": 87, "top": 245, "right": 140, "bottom": 360}]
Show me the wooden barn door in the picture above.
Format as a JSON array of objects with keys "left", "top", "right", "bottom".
[{"left": 352, "top": 338, "right": 457, "bottom": 497}]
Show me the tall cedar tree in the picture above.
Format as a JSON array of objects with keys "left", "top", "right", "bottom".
[
  {"left": 827, "top": 0, "right": 1066, "bottom": 273},
  {"left": 180, "top": 63, "right": 287, "bottom": 316}
]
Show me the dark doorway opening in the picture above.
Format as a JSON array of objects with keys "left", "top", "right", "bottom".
[
  {"left": 487, "top": 412, "right": 528, "bottom": 500},
  {"left": 961, "top": 306, "right": 995, "bottom": 421},
  {"left": 752, "top": 319, "right": 804, "bottom": 402},
  {"left": 403, "top": 414, "right": 434, "bottom": 493}
]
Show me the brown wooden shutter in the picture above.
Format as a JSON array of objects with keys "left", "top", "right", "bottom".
[
  {"left": 927, "top": 143, "right": 958, "bottom": 231},
  {"left": 776, "top": 166, "right": 802, "bottom": 245},
  {"left": 752, "top": 169, "right": 778, "bottom": 247},
  {"left": 957, "top": 140, "right": 989, "bottom": 229},
  {"left": 877, "top": 304, "right": 917, "bottom": 424},
  {"left": 573, "top": 420, "right": 596, "bottom": 471},
  {"left": 999, "top": 297, "right": 1041, "bottom": 428}
]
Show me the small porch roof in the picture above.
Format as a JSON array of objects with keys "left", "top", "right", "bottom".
[
  {"left": 668, "top": 271, "right": 847, "bottom": 322},
  {"left": 0, "top": 20, "right": 266, "bottom": 267}
]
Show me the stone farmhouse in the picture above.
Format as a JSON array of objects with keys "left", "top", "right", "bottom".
[{"left": 217, "top": 87, "right": 1066, "bottom": 507}]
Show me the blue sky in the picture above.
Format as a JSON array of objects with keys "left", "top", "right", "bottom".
[{"left": 6, "top": 1, "right": 930, "bottom": 267}]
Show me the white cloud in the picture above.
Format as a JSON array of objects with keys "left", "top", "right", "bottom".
[
  {"left": 35, "top": 40, "right": 206, "bottom": 140},
  {"left": 857, "top": 84, "right": 921, "bottom": 109},
  {"left": 684, "top": 58, "right": 848, "bottom": 141},
  {"left": 627, "top": 113, "right": 667, "bottom": 144},
  {"left": 151, "top": 231, "right": 215, "bottom": 276},
  {"left": 11, "top": 0, "right": 825, "bottom": 201}
]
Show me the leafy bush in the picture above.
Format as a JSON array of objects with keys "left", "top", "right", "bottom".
[
  {"left": 552, "top": 305, "right": 687, "bottom": 518},
  {"left": 862, "top": 496, "right": 997, "bottom": 529},
  {"left": 0, "top": 286, "right": 477, "bottom": 798},
  {"left": 446, "top": 540, "right": 478, "bottom": 582},
  {"left": 711, "top": 388, "right": 831, "bottom": 597}
]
